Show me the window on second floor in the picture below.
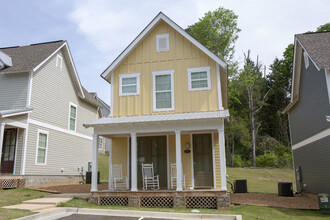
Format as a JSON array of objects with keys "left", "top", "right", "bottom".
[
  {"left": 187, "top": 66, "right": 211, "bottom": 91},
  {"left": 119, "top": 73, "right": 140, "bottom": 96},
  {"left": 153, "top": 70, "right": 174, "bottom": 111},
  {"left": 69, "top": 103, "right": 77, "bottom": 131},
  {"left": 156, "top": 33, "right": 169, "bottom": 52},
  {"left": 56, "top": 54, "right": 63, "bottom": 70}
]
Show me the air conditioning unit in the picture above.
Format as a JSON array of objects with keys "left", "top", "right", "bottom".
[
  {"left": 234, "top": 179, "right": 247, "bottom": 193},
  {"left": 278, "top": 182, "right": 293, "bottom": 197}
]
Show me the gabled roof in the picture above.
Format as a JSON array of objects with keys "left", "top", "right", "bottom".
[
  {"left": 296, "top": 31, "right": 330, "bottom": 70},
  {"left": 101, "top": 12, "right": 227, "bottom": 83},
  {"left": 283, "top": 31, "right": 330, "bottom": 113}
]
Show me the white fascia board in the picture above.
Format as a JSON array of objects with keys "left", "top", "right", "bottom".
[
  {"left": 101, "top": 12, "right": 227, "bottom": 83},
  {"left": 33, "top": 42, "right": 85, "bottom": 99},
  {"left": 0, "top": 50, "right": 12, "bottom": 67},
  {"left": 296, "top": 38, "right": 320, "bottom": 72}
]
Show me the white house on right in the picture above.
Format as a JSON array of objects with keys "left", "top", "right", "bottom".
[{"left": 283, "top": 31, "right": 330, "bottom": 194}]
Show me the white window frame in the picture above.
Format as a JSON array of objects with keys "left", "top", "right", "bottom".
[
  {"left": 98, "top": 137, "right": 103, "bottom": 150},
  {"left": 188, "top": 66, "right": 211, "bottom": 91},
  {"left": 303, "top": 51, "right": 309, "bottom": 69},
  {"left": 56, "top": 54, "right": 63, "bottom": 70},
  {"left": 156, "top": 33, "right": 169, "bottom": 52},
  {"left": 68, "top": 102, "right": 77, "bottom": 131},
  {"left": 35, "top": 129, "right": 49, "bottom": 165},
  {"left": 119, "top": 72, "right": 140, "bottom": 96},
  {"left": 152, "top": 69, "right": 175, "bottom": 111}
]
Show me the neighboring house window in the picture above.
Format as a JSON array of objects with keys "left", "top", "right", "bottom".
[
  {"left": 153, "top": 70, "right": 174, "bottom": 111},
  {"left": 69, "top": 103, "right": 77, "bottom": 131},
  {"left": 187, "top": 66, "right": 211, "bottom": 91},
  {"left": 156, "top": 33, "right": 169, "bottom": 52},
  {"left": 119, "top": 73, "right": 140, "bottom": 96},
  {"left": 56, "top": 54, "right": 63, "bottom": 69},
  {"left": 36, "top": 129, "right": 49, "bottom": 165},
  {"left": 98, "top": 137, "right": 103, "bottom": 150},
  {"left": 303, "top": 51, "right": 309, "bottom": 69}
]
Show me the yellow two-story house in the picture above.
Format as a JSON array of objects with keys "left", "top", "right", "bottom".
[{"left": 85, "top": 12, "right": 229, "bottom": 196}]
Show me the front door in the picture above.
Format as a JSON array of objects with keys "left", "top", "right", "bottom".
[
  {"left": 1, "top": 129, "right": 17, "bottom": 173},
  {"left": 137, "top": 136, "right": 167, "bottom": 188},
  {"left": 193, "top": 133, "right": 213, "bottom": 188}
]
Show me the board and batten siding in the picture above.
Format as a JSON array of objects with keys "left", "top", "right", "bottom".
[
  {"left": 29, "top": 50, "right": 97, "bottom": 136},
  {"left": 14, "top": 128, "right": 24, "bottom": 175},
  {"left": 112, "top": 21, "right": 224, "bottom": 117},
  {"left": 289, "top": 54, "right": 330, "bottom": 145},
  {"left": 0, "top": 72, "right": 29, "bottom": 110},
  {"left": 24, "top": 123, "right": 92, "bottom": 175},
  {"left": 293, "top": 134, "right": 330, "bottom": 194},
  {"left": 111, "top": 137, "right": 129, "bottom": 177}
]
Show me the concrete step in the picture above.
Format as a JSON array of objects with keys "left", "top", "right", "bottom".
[
  {"left": 21, "top": 197, "right": 72, "bottom": 205},
  {"left": 3, "top": 203, "right": 56, "bottom": 212}
]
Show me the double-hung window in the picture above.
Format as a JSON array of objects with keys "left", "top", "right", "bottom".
[
  {"left": 36, "top": 129, "right": 48, "bottom": 165},
  {"left": 119, "top": 73, "right": 140, "bottom": 96},
  {"left": 153, "top": 70, "right": 174, "bottom": 111},
  {"left": 69, "top": 103, "right": 77, "bottom": 131},
  {"left": 188, "top": 66, "right": 211, "bottom": 91},
  {"left": 98, "top": 137, "right": 103, "bottom": 150}
]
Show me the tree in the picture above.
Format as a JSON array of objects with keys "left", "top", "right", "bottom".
[
  {"left": 186, "top": 7, "right": 241, "bottom": 62},
  {"left": 316, "top": 23, "right": 330, "bottom": 32},
  {"left": 234, "top": 50, "right": 270, "bottom": 166}
]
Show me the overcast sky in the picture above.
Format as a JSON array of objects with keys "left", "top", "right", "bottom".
[{"left": 1, "top": 0, "right": 329, "bottom": 103}]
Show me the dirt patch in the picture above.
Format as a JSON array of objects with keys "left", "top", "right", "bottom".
[
  {"left": 231, "top": 192, "right": 319, "bottom": 210},
  {"left": 35, "top": 184, "right": 319, "bottom": 210}
]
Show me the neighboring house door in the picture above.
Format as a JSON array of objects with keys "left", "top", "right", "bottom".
[
  {"left": 193, "top": 133, "right": 213, "bottom": 188},
  {"left": 1, "top": 128, "right": 17, "bottom": 173},
  {"left": 137, "top": 136, "right": 167, "bottom": 188}
]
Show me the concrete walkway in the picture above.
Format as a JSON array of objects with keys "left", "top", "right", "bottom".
[{"left": 3, "top": 197, "right": 73, "bottom": 212}]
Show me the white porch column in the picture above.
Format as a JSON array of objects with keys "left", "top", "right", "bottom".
[
  {"left": 108, "top": 138, "right": 113, "bottom": 190},
  {"left": 175, "top": 130, "right": 183, "bottom": 191},
  {"left": 0, "top": 123, "right": 5, "bottom": 166},
  {"left": 218, "top": 119, "right": 227, "bottom": 190},
  {"left": 131, "top": 132, "right": 137, "bottom": 191},
  {"left": 91, "top": 134, "right": 98, "bottom": 192}
]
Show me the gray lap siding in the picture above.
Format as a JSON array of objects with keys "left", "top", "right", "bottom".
[
  {"left": 289, "top": 55, "right": 330, "bottom": 145},
  {"left": 293, "top": 134, "right": 330, "bottom": 194}
]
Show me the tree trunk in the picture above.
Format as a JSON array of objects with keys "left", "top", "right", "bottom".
[
  {"left": 248, "top": 88, "right": 257, "bottom": 167},
  {"left": 231, "top": 133, "right": 235, "bottom": 167},
  {"left": 225, "top": 128, "right": 232, "bottom": 166}
]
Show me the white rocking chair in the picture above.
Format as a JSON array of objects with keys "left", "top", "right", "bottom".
[
  {"left": 112, "top": 164, "right": 129, "bottom": 190},
  {"left": 170, "top": 163, "right": 186, "bottom": 189},
  {"left": 142, "top": 163, "right": 160, "bottom": 190}
]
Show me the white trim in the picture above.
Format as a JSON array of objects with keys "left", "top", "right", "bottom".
[
  {"left": 187, "top": 66, "right": 211, "bottom": 91},
  {"left": 216, "top": 64, "right": 223, "bottom": 110},
  {"left": 33, "top": 42, "right": 85, "bottom": 99},
  {"left": 175, "top": 130, "right": 183, "bottom": 191},
  {"left": 1, "top": 111, "right": 31, "bottom": 119},
  {"left": 13, "top": 128, "right": 19, "bottom": 175},
  {"left": 68, "top": 102, "right": 78, "bottom": 131},
  {"left": 190, "top": 133, "right": 194, "bottom": 189},
  {"left": 110, "top": 72, "right": 114, "bottom": 117},
  {"left": 21, "top": 116, "right": 29, "bottom": 175},
  {"left": 152, "top": 69, "right": 175, "bottom": 112},
  {"left": 35, "top": 129, "right": 49, "bottom": 165},
  {"left": 29, "top": 119, "right": 92, "bottom": 140},
  {"left": 101, "top": 12, "right": 227, "bottom": 82},
  {"left": 108, "top": 138, "right": 113, "bottom": 190},
  {"left": 218, "top": 120, "right": 227, "bottom": 191},
  {"left": 91, "top": 134, "right": 98, "bottom": 192},
  {"left": 292, "top": 127, "right": 330, "bottom": 150},
  {"left": 127, "top": 137, "right": 130, "bottom": 186},
  {"left": 156, "top": 33, "right": 169, "bottom": 52},
  {"left": 325, "top": 69, "right": 330, "bottom": 105},
  {"left": 1, "top": 119, "right": 27, "bottom": 129},
  {"left": 166, "top": 134, "right": 170, "bottom": 189},
  {"left": 130, "top": 132, "right": 137, "bottom": 191},
  {"left": 290, "top": 40, "right": 298, "bottom": 103},
  {"left": 0, "top": 123, "right": 5, "bottom": 170},
  {"left": 303, "top": 51, "right": 309, "bottom": 69},
  {"left": 296, "top": 38, "right": 320, "bottom": 71},
  {"left": 211, "top": 133, "right": 216, "bottom": 189},
  {"left": 119, "top": 72, "right": 140, "bottom": 96},
  {"left": 26, "top": 71, "right": 33, "bottom": 107},
  {"left": 56, "top": 54, "right": 63, "bottom": 70}
]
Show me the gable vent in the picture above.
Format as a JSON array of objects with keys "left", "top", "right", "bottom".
[{"left": 156, "top": 33, "right": 169, "bottom": 52}]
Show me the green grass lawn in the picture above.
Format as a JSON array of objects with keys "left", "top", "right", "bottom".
[
  {"left": 227, "top": 167, "right": 296, "bottom": 193},
  {"left": 60, "top": 198, "right": 329, "bottom": 220},
  {"left": 0, "top": 188, "right": 45, "bottom": 220}
]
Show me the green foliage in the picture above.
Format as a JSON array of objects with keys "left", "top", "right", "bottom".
[
  {"left": 316, "top": 23, "right": 330, "bottom": 32},
  {"left": 186, "top": 7, "right": 241, "bottom": 62},
  {"left": 256, "top": 152, "right": 277, "bottom": 167}
]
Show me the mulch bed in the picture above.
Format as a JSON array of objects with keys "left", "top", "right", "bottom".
[{"left": 34, "top": 183, "right": 319, "bottom": 210}]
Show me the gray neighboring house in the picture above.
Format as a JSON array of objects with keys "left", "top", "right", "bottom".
[
  {"left": 96, "top": 98, "right": 111, "bottom": 155},
  {"left": 283, "top": 31, "right": 330, "bottom": 194},
  {"left": 0, "top": 40, "right": 100, "bottom": 187}
]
